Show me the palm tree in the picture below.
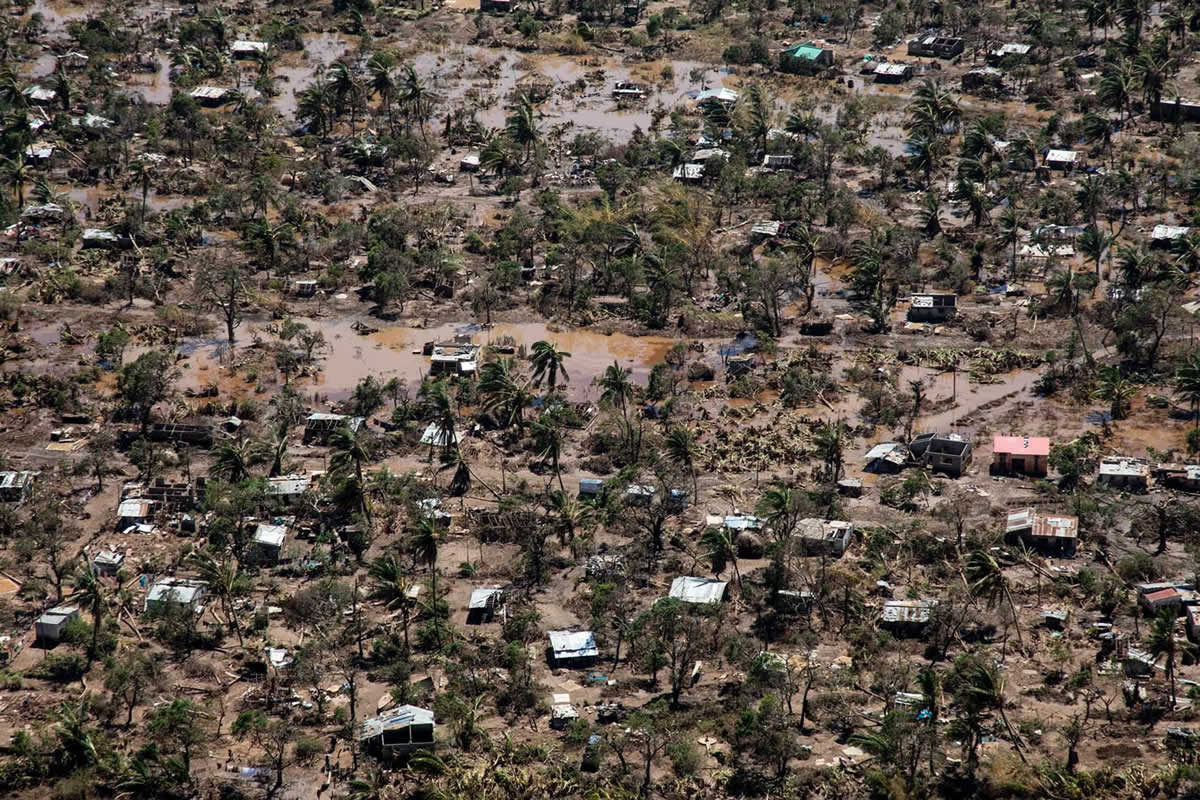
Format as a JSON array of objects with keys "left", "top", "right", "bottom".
[
  {"left": 400, "top": 65, "right": 436, "bottom": 140},
  {"left": 531, "top": 413, "right": 565, "bottom": 491},
  {"left": 1075, "top": 174, "right": 1106, "bottom": 228},
  {"left": 812, "top": 421, "right": 845, "bottom": 483},
  {"left": 918, "top": 190, "right": 942, "bottom": 238},
  {"left": 530, "top": 341, "right": 571, "bottom": 388},
  {"left": 71, "top": 563, "right": 105, "bottom": 664},
  {"left": 479, "top": 358, "right": 533, "bottom": 430},
  {"left": 367, "top": 553, "right": 416, "bottom": 653},
  {"left": 906, "top": 131, "right": 945, "bottom": 187},
  {"left": 665, "top": 426, "right": 698, "bottom": 502},
  {"left": 1082, "top": 112, "right": 1115, "bottom": 167},
  {"left": 296, "top": 76, "right": 333, "bottom": 137},
  {"left": 1093, "top": 365, "right": 1137, "bottom": 420},
  {"left": 549, "top": 490, "right": 594, "bottom": 553},
  {"left": 906, "top": 79, "right": 961, "bottom": 136},
  {"left": 966, "top": 549, "right": 1024, "bottom": 650},
  {"left": 330, "top": 426, "right": 372, "bottom": 520},
  {"left": 957, "top": 661, "right": 1026, "bottom": 762},
  {"left": 1078, "top": 224, "right": 1113, "bottom": 279},
  {"left": 479, "top": 134, "right": 520, "bottom": 179},
  {"left": 598, "top": 361, "right": 635, "bottom": 452},
  {"left": 1175, "top": 351, "right": 1200, "bottom": 428},
  {"left": 1149, "top": 606, "right": 1194, "bottom": 709},
  {"left": 211, "top": 438, "right": 266, "bottom": 482},
  {"left": 954, "top": 177, "right": 988, "bottom": 229},
  {"left": 367, "top": 52, "right": 397, "bottom": 124},
  {"left": 188, "top": 551, "right": 243, "bottom": 646},
  {"left": 1172, "top": 232, "right": 1200, "bottom": 273},
  {"left": 2, "top": 156, "right": 30, "bottom": 207},
  {"left": 328, "top": 60, "right": 364, "bottom": 132},
  {"left": 505, "top": 93, "right": 540, "bottom": 163},
  {"left": 419, "top": 379, "right": 458, "bottom": 458},
  {"left": 700, "top": 526, "right": 740, "bottom": 589}
]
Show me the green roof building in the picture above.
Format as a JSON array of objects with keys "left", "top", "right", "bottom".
[{"left": 780, "top": 41, "right": 836, "bottom": 74}]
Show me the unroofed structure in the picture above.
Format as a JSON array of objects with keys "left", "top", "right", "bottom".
[{"left": 1005, "top": 507, "right": 1078, "bottom": 557}]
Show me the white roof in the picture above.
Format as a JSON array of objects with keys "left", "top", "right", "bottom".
[
  {"left": 0, "top": 470, "right": 37, "bottom": 489},
  {"left": 459, "top": 153, "right": 480, "bottom": 167},
  {"left": 1099, "top": 456, "right": 1150, "bottom": 477},
  {"left": 865, "top": 442, "right": 905, "bottom": 460},
  {"left": 71, "top": 114, "right": 113, "bottom": 129},
  {"left": 94, "top": 550, "right": 124, "bottom": 565},
  {"left": 696, "top": 87, "right": 738, "bottom": 104},
  {"left": 38, "top": 605, "right": 79, "bottom": 624},
  {"left": 265, "top": 647, "right": 293, "bottom": 668},
  {"left": 1045, "top": 149, "right": 1078, "bottom": 162},
  {"left": 231, "top": 40, "right": 269, "bottom": 53},
  {"left": 23, "top": 86, "right": 56, "bottom": 102},
  {"left": 23, "top": 144, "right": 53, "bottom": 160},
  {"left": 469, "top": 587, "right": 504, "bottom": 609},
  {"left": 995, "top": 42, "right": 1032, "bottom": 55},
  {"left": 673, "top": 164, "right": 704, "bottom": 180},
  {"left": 118, "top": 498, "right": 153, "bottom": 519},
  {"left": 82, "top": 228, "right": 119, "bottom": 241},
  {"left": 147, "top": 578, "right": 206, "bottom": 606},
  {"left": 420, "top": 423, "right": 459, "bottom": 447},
  {"left": 266, "top": 474, "right": 310, "bottom": 495},
  {"left": 1019, "top": 243, "right": 1075, "bottom": 258},
  {"left": 724, "top": 514, "right": 763, "bottom": 531},
  {"left": 669, "top": 576, "right": 727, "bottom": 605},
  {"left": 874, "top": 62, "right": 911, "bottom": 75},
  {"left": 253, "top": 522, "right": 288, "bottom": 548},
  {"left": 190, "top": 86, "right": 230, "bottom": 101},
  {"left": 1153, "top": 224, "right": 1191, "bottom": 240},
  {"left": 357, "top": 705, "right": 434, "bottom": 741},
  {"left": 548, "top": 630, "right": 598, "bottom": 660}
]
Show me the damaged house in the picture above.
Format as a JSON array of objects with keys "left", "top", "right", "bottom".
[
  {"left": 797, "top": 518, "right": 853, "bottom": 557},
  {"left": 909, "top": 432, "right": 972, "bottom": 477},
  {"left": 1005, "top": 508, "right": 1079, "bottom": 557},
  {"left": 1096, "top": 456, "right": 1151, "bottom": 492},
  {"left": 357, "top": 706, "right": 435, "bottom": 757}
]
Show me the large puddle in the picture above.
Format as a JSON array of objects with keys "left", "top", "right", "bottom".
[{"left": 179, "top": 318, "right": 686, "bottom": 403}]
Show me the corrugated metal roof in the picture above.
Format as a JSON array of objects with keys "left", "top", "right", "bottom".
[
  {"left": 253, "top": 523, "right": 288, "bottom": 548},
  {"left": 147, "top": 578, "right": 206, "bottom": 605},
  {"left": 548, "top": 630, "right": 598, "bottom": 660},
  {"left": 669, "top": 576, "right": 727, "bottom": 605},
  {"left": 357, "top": 705, "right": 434, "bottom": 741},
  {"left": 881, "top": 599, "right": 936, "bottom": 623},
  {"left": 469, "top": 588, "right": 503, "bottom": 610}
]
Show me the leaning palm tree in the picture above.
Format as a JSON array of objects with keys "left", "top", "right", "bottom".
[
  {"left": 367, "top": 553, "right": 416, "bottom": 653},
  {"left": 966, "top": 549, "right": 1024, "bottom": 650},
  {"left": 479, "top": 358, "right": 533, "bottom": 431},
  {"left": 505, "top": 93, "right": 540, "bottom": 163},
  {"left": 330, "top": 426, "right": 373, "bottom": 520},
  {"left": 187, "top": 550, "right": 243, "bottom": 646},
  {"left": 1092, "top": 365, "right": 1138, "bottom": 420},
  {"left": 665, "top": 426, "right": 698, "bottom": 502},
  {"left": 529, "top": 340, "right": 571, "bottom": 388},
  {"left": 958, "top": 662, "right": 1026, "bottom": 762},
  {"left": 211, "top": 438, "right": 266, "bottom": 483},
  {"left": 531, "top": 413, "right": 565, "bottom": 491},
  {"left": 419, "top": 379, "right": 458, "bottom": 458},
  {"left": 700, "top": 526, "right": 740, "bottom": 589},
  {"left": 1149, "top": 607, "right": 1194, "bottom": 709}
]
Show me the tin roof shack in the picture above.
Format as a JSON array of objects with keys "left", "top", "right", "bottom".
[
  {"left": 907, "top": 35, "right": 964, "bottom": 58},
  {"left": 23, "top": 86, "right": 56, "bottom": 105},
  {"left": 81, "top": 228, "right": 131, "bottom": 250},
  {"left": 92, "top": 550, "right": 124, "bottom": 577},
  {"left": 1187, "top": 605, "right": 1200, "bottom": 642},
  {"left": 578, "top": 478, "right": 604, "bottom": 499},
  {"left": 624, "top": 484, "right": 656, "bottom": 507},
  {"left": 865, "top": 442, "right": 909, "bottom": 474},
  {"left": 145, "top": 578, "right": 207, "bottom": 614},
  {"left": 1017, "top": 243, "right": 1075, "bottom": 270},
  {"left": 1005, "top": 508, "right": 1079, "bottom": 557},
  {"left": 780, "top": 42, "right": 836, "bottom": 74},
  {"left": 1097, "top": 456, "right": 1151, "bottom": 492},
  {"left": 294, "top": 279, "right": 318, "bottom": 298},
  {"left": 548, "top": 630, "right": 598, "bottom": 668},
  {"left": 987, "top": 42, "right": 1034, "bottom": 66},
  {"left": 1151, "top": 224, "right": 1192, "bottom": 248},
  {"left": 695, "top": 87, "right": 739, "bottom": 108},
  {"left": 1042, "top": 608, "right": 1069, "bottom": 631},
  {"left": 909, "top": 432, "right": 972, "bottom": 477},
  {"left": 149, "top": 422, "right": 214, "bottom": 447},
  {"left": 357, "top": 706, "right": 435, "bottom": 758},
  {"left": 1155, "top": 463, "right": 1200, "bottom": 492},
  {"left": 1044, "top": 149, "right": 1080, "bottom": 172},
  {"left": 265, "top": 473, "right": 312, "bottom": 502},
  {"left": 1152, "top": 98, "right": 1200, "bottom": 123},
  {"left": 962, "top": 67, "right": 1005, "bottom": 96},
  {"left": 612, "top": 81, "right": 647, "bottom": 101},
  {"left": 874, "top": 61, "right": 915, "bottom": 83},
  {"left": 467, "top": 587, "right": 505, "bottom": 624},
  {"left": 1140, "top": 586, "right": 1182, "bottom": 615},
  {"left": 761, "top": 155, "right": 793, "bottom": 170},
  {"left": 427, "top": 342, "right": 481, "bottom": 377},
  {"left": 250, "top": 522, "right": 289, "bottom": 565},
  {"left": 669, "top": 576, "right": 728, "bottom": 605},
  {"left": 189, "top": 86, "right": 232, "bottom": 106},
  {"left": 304, "top": 412, "right": 365, "bottom": 444},
  {"left": 551, "top": 695, "right": 579, "bottom": 730},
  {"left": 230, "top": 40, "right": 269, "bottom": 58},
  {"left": 35, "top": 606, "right": 79, "bottom": 644},
  {"left": 0, "top": 470, "right": 36, "bottom": 501},
  {"left": 672, "top": 163, "right": 704, "bottom": 183},
  {"left": 117, "top": 498, "right": 160, "bottom": 531},
  {"left": 880, "top": 599, "right": 937, "bottom": 634},
  {"left": 797, "top": 518, "right": 853, "bottom": 557},
  {"left": 908, "top": 293, "right": 956, "bottom": 323},
  {"left": 991, "top": 435, "right": 1049, "bottom": 477}
]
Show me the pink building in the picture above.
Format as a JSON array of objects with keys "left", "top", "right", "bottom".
[{"left": 991, "top": 435, "right": 1050, "bottom": 478}]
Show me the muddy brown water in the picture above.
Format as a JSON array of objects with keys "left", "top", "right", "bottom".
[{"left": 178, "top": 318, "right": 688, "bottom": 404}]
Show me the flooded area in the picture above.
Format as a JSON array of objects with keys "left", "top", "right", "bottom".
[
  {"left": 28, "top": 0, "right": 90, "bottom": 32},
  {"left": 125, "top": 52, "right": 173, "bottom": 105}
]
